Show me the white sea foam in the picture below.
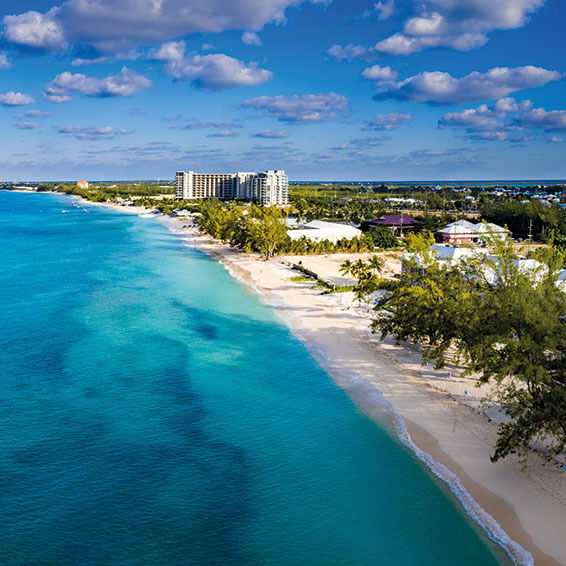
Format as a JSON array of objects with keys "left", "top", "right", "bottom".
[{"left": 338, "top": 370, "right": 533, "bottom": 566}]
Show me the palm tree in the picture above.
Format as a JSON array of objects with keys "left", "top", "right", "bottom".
[
  {"left": 339, "top": 259, "right": 353, "bottom": 277},
  {"left": 368, "top": 255, "right": 384, "bottom": 275}
]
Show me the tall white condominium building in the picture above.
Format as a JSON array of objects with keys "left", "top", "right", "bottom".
[{"left": 175, "top": 170, "right": 288, "bottom": 205}]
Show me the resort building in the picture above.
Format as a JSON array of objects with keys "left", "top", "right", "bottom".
[
  {"left": 287, "top": 220, "right": 362, "bottom": 243},
  {"left": 175, "top": 169, "right": 288, "bottom": 205},
  {"left": 437, "top": 220, "right": 508, "bottom": 245},
  {"left": 76, "top": 180, "right": 89, "bottom": 189},
  {"left": 405, "top": 244, "right": 550, "bottom": 288},
  {"left": 369, "top": 214, "right": 417, "bottom": 234}
]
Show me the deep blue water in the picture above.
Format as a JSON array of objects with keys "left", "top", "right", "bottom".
[{"left": 0, "top": 191, "right": 510, "bottom": 565}]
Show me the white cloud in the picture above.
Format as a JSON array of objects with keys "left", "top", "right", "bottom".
[
  {"left": 15, "top": 122, "right": 39, "bottom": 129},
  {"left": 241, "top": 93, "right": 349, "bottom": 123},
  {"left": 329, "top": 0, "right": 546, "bottom": 59},
  {"left": 0, "top": 91, "right": 35, "bottom": 106},
  {"left": 59, "top": 125, "right": 112, "bottom": 134},
  {"left": 201, "top": 43, "right": 216, "bottom": 51},
  {"left": 242, "top": 31, "right": 262, "bottom": 46},
  {"left": 180, "top": 121, "right": 243, "bottom": 130},
  {"left": 57, "top": 125, "right": 134, "bottom": 139},
  {"left": 71, "top": 56, "right": 111, "bottom": 66},
  {"left": 3, "top": 0, "right": 325, "bottom": 53},
  {"left": 44, "top": 67, "right": 152, "bottom": 102},
  {"left": 327, "top": 43, "right": 376, "bottom": 62},
  {"left": 71, "top": 50, "right": 139, "bottom": 66},
  {"left": 374, "top": 0, "right": 394, "bottom": 21},
  {"left": 253, "top": 130, "right": 289, "bottom": 138},
  {"left": 365, "top": 113, "right": 412, "bottom": 130},
  {"left": 207, "top": 130, "right": 240, "bottom": 137},
  {"left": 331, "top": 136, "right": 389, "bottom": 153},
  {"left": 0, "top": 53, "right": 11, "bottom": 70},
  {"left": 514, "top": 108, "right": 566, "bottom": 131},
  {"left": 3, "top": 8, "right": 66, "bottom": 52},
  {"left": 25, "top": 109, "right": 52, "bottom": 117},
  {"left": 375, "top": 66, "right": 562, "bottom": 105},
  {"left": 439, "top": 97, "right": 566, "bottom": 141},
  {"left": 361, "top": 65, "right": 398, "bottom": 84},
  {"left": 164, "top": 53, "right": 272, "bottom": 89},
  {"left": 147, "top": 40, "right": 186, "bottom": 62}
]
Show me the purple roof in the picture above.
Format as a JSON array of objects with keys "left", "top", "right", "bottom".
[{"left": 370, "top": 214, "right": 417, "bottom": 226}]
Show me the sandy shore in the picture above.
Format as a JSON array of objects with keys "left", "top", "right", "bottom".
[{"left": 167, "top": 221, "right": 566, "bottom": 566}]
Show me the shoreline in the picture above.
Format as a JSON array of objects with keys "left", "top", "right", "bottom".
[
  {"left": 16, "top": 192, "right": 566, "bottom": 565},
  {"left": 165, "top": 221, "right": 565, "bottom": 566}
]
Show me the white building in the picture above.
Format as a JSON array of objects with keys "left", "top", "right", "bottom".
[
  {"left": 287, "top": 220, "right": 362, "bottom": 243},
  {"left": 405, "top": 245, "right": 551, "bottom": 288},
  {"left": 175, "top": 169, "right": 288, "bottom": 205},
  {"left": 438, "top": 220, "right": 508, "bottom": 244}
]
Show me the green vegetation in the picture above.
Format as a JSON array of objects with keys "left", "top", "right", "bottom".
[
  {"left": 289, "top": 275, "right": 315, "bottom": 282},
  {"left": 339, "top": 256, "right": 384, "bottom": 305},
  {"left": 198, "top": 200, "right": 288, "bottom": 259},
  {"left": 197, "top": 199, "right": 380, "bottom": 257},
  {"left": 280, "top": 234, "right": 375, "bottom": 255},
  {"left": 480, "top": 199, "right": 566, "bottom": 245},
  {"left": 371, "top": 234, "right": 566, "bottom": 462},
  {"left": 35, "top": 181, "right": 174, "bottom": 203}
]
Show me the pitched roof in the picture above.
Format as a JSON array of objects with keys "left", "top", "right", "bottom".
[
  {"left": 370, "top": 214, "right": 417, "bottom": 226},
  {"left": 438, "top": 224, "right": 475, "bottom": 235}
]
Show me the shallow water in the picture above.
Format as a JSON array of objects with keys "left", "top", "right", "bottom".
[{"left": 0, "top": 191, "right": 511, "bottom": 564}]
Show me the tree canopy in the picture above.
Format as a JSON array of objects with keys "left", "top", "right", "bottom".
[{"left": 373, "top": 237, "right": 566, "bottom": 462}]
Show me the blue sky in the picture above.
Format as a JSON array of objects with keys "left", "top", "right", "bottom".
[{"left": 0, "top": 0, "right": 565, "bottom": 181}]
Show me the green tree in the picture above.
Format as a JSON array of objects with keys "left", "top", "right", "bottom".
[
  {"left": 373, "top": 239, "right": 566, "bottom": 462},
  {"left": 340, "top": 256, "right": 384, "bottom": 306}
]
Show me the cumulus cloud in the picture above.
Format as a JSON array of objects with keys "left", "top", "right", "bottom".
[
  {"left": 241, "top": 93, "right": 349, "bottom": 123},
  {"left": 361, "top": 65, "right": 398, "bottom": 84},
  {"left": 3, "top": 8, "right": 66, "bottom": 52},
  {"left": 2, "top": 0, "right": 326, "bottom": 53},
  {"left": 15, "top": 122, "right": 39, "bottom": 129},
  {"left": 163, "top": 53, "right": 272, "bottom": 89},
  {"left": 514, "top": 108, "right": 566, "bottom": 131},
  {"left": 147, "top": 40, "right": 186, "bottom": 62},
  {"left": 0, "top": 91, "right": 35, "bottom": 106},
  {"left": 365, "top": 113, "right": 412, "bottom": 130},
  {"left": 329, "top": 0, "right": 546, "bottom": 60},
  {"left": 374, "top": 66, "right": 562, "bottom": 105},
  {"left": 43, "top": 67, "right": 152, "bottom": 102},
  {"left": 439, "top": 98, "right": 527, "bottom": 140},
  {"left": 242, "top": 31, "right": 262, "bottom": 46},
  {"left": 0, "top": 54, "right": 11, "bottom": 69},
  {"left": 253, "top": 130, "right": 289, "bottom": 138},
  {"left": 439, "top": 97, "right": 566, "bottom": 141}
]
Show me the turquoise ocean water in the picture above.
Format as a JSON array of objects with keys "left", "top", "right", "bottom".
[{"left": 0, "top": 191, "right": 512, "bottom": 565}]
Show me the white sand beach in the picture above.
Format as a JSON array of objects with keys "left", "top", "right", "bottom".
[{"left": 172, "top": 222, "right": 566, "bottom": 566}]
